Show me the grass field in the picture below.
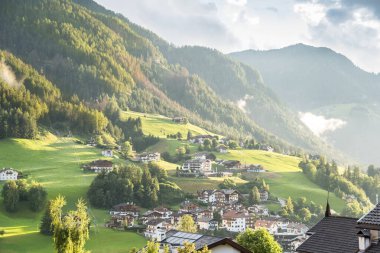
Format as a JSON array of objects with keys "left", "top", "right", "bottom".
[
  {"left": 0, "top": 136, "right": 146, "bottom": 253},
  {"left": 217, "top": 149, "right": 346, "bottom": 212},
  {"left": 122, "top": 111, "right": 216, "bottom": 138}
]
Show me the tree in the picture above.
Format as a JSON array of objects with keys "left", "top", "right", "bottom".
[
  {"left": 40, "top": 201, "right": 54, "bottom": 235},
  {"left": 219, "top": 179, "right": 236, "bottom": 189},
  {"left": 122, "top": 141, "right": 133, "bottom": 157},
  {"left": 187, "top": 131, "right": 193, "bottom": 140},
  {"left": 177, "top": 242, "right": 211, "bottom": 253},
  {"left": 285, "top": 197, "right": 294, "bottom": 214},
  {"left": 299, "top": 208, "right": 312, "bottom": 222},
  {"left": 237, "top": 228, "right": 282, "bottom": 253},
  {"left": 249, "top": 186, "right": 261, "bottom": 205},
  {"left": 2, "top": 180, "right": 19, "bottom": 212},
  {"left": 50, "top": 196, "right": 90, "bottom": 253},
  {"left": 177, "top": 214, "right": 197, "bottom": 233},
  {"left": 28, "top": 182, "right": 48, "bottom": 212},
  {"left": 228, "top": 141, "right": 238, "bottom": 149},
  {"left": 141, "top": 241, "right": 160, "bottom": 253},
  {"left": 16, "top": 179, "right": 29, "bottom": 201},
  {"left": 342, "top": 200, "right": 363, "bottom": 217}
]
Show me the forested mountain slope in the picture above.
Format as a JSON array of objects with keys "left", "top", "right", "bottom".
[{"left": 0, "top": 0, "right": 335, "bottom": 156}]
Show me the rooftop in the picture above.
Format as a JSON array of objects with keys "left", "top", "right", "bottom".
[{"left": 357, "top": 203, "right": 380, "bottom": 229}]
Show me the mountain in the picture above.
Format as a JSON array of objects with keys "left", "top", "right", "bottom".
[
  {"left": 230, "top": 44, "right": 380, "bottom": 164},
  {"left": 0, "top": 0, "right": 337, "bottom": 156}
]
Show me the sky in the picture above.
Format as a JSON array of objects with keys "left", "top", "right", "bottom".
[{"left": 95, "top": 0, "right": 380, "bottom": 73}]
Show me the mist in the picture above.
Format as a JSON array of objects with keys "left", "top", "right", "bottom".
[
  {"left": 299, "top": 112, "right": 347, "bottom": 137},
  {"left": 0, "top": 61, "right": 21, "bottom": 88}
]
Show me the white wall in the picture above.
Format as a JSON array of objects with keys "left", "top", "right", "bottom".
[{"left": 211, "top": 244, "right": 241, "bottom": 253}]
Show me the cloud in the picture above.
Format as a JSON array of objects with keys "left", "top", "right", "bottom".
[
  {"left": 0, "top": 62, "right": 21, "bottom": 88},
  {"left": 293, "top": 0, "right": 380, "bottom": 72},
  {"left": 299, "top": 112, "right": 346, "bottom": 136},
  {"left": 236, "top": 94, "right": 254, "bottom": 113}
]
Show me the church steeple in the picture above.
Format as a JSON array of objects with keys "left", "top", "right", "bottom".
[{"left": 325, "top": 191, "right": 331, "bottom": 217}]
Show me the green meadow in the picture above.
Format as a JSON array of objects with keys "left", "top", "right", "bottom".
[
  {"left": 217, "top": 149, "right": 345, "bottom": 212},
  {"left": 0, "top": 136, "right": 146, "bottom": 253}
]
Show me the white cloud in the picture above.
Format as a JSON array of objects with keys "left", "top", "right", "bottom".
[
  {"left": 299, "top": 112, "right": 346, "bottom": 136},
  {"left": 236, "top": 94, "right": 254, "bottom": 113},
  {"left": 0, "top": 62, "right": 21, "bottom": 88}
]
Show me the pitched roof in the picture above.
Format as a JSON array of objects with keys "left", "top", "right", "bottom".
[
  {"left": 357, "top": 203, "right": 380, "bottom": 229},
  {"left": 89, "top": 160, "right": 113, "bottom": 167},
  {"left": 145, "top": 219, "right": 165, "bottom": 226},
  {"left": 296, "top": 216, "right": 359, "bottom": 253},
  {"left": 162, "top": 230, "right": 251, "bottom": 252}
]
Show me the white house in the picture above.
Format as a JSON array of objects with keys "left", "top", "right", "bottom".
[
  {"left": 102, "top": 150, "right": 113, "bottom": 157},
  {"left": 254, "top": 219, "right": 279, "bottom": 234},
  {"left": 137, "top": 152, "right": 161, "bottom": 163},
  {"left": 0, "top": 168, "right": 18, "bottom": 181},
  {"left": 85, "top": 160, "right": 113, "bottom": 173},
  {"left": 193, "top": 152, "right": 208, "bottom": 160},
  {"left": 222, "top": 211, "right": 248, "bottom": 233},
  {"left": 181, "top": 159, "right": 212, "bottom": 174},
  {"left": 144, "top": 219, "right": 169, "bottom": 241}
]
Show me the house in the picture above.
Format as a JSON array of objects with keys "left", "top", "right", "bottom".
[
  {"left": 254, "top": 219, "right": 279, "bottom": 234},
  {"left": 105, "top": 215, "right": 135, "bottom": 228},
  {"left": 179, "top": 201, "right": 200, "bottom": 213},
  {"left": 137, "top": 152, "right": 161, "bottom": 163},
  {"left": 0, "top": 168, "right": 18, "bottom": 181},
  {"left": 161, "top": 230, "right": 251, "bottom": 253},
  {"left": 144, "top": 219, "right": 169, "bottom": 241},
  {"left": 84, "top": 160, "right": 113, "bottom": 173},
  {"left": 172, "top": 117, "right": 187, "bottom": 124},
  {"left": 193, "top": 152, "right": 208, "bottom": 160},
  {"left": 222, "top": 210, "right": 248, "bottom": 232},
  {"left": 197, "top": 217, "right": 213, "bottom": 230},
  {"left": 101, "top": 150, "right": 113, "bottom": 157},
  {"left": 181, "top": 159, "right": 212, "bottom": 175},
  {"left": 297, "top": 202, "right": 380, "bottom": 253},
  {"left": 246, "top": 164, "right": 265, "bottom": 173},
  {"left": 248, "top": 205, "right": 269, "bottom": 216},
  {"left": 259, "top": 145, "right": 274, "bottom": 152},
  {"left": 259, "top": 191, "right": 269, "bottom": 202},
  {"left": 197, "top": 189, "right": 240, "bottom": 204},
  {"left": 153, "top": 207, "right": 173, "bottom": 219},
  {"left": 217, "top": 145, "right": 228, "bottom": 154},
  {"left": 222, "top": 160, "right": 241, "bottom": 169},
  {"left": 110, "top": 203, "right": 140, "bottom": 217}
]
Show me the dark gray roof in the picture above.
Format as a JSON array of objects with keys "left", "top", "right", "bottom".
[
  {"left": 162, "top": 230, "right": 251, "bottom": 252},
  {"left": 297, "top": 216, "right": 359, "bottom": 253},
  {"left": 357, "top": 203, "right": 380, "bottom": 229}
]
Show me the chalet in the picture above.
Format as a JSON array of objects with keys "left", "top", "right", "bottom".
[
  {"left": 110, "top": 203, "right": 140, "bottom": 217},
  {"left": 181, "top": 159, "right": 212, "bottom": 175},
  {"left": 254, "top": 219, "right": 279, "bottom": 234},
  {"left": 248, "top": 205, "right": 269, "bottom": 216},
  {"left": 179, "top": 201, "right": 200, "bottom": 213},
  {"left": 84, "top": 160, "right": 113, "bottom": 173},
  {"left": 222, "top": 160, "right": 241, "bottom": 169},
  {"left": 0, "top": 168, "right": 18, "bottom": 181},
  {"left": 196, "top": 209, "right": 213, "bottom": 220},
  {"left": 297, "top": 202, "right": 380, "bottom": 253},
  {"left": 161, "top": 230, "right": 251, "bottom": 253},
  {"left": 144, "top": 219, "right": 170, "bottom": 241},
  {"left": 172, "top": 117, "right": 187, "bottom": 124},
  {"left": 153, "top": 207, "right": 173, "bottom": 219},
  {"left": 197, "top": 217, "right": 213, "bottom": 230},
  {"left": 198, "top": 189, "right": 240, "bottom": 204},
  {"left": 101, "top": 150, "right": 113, "bottom": 157},
  {"left": 222, "top": 210, "right": 249, "bottom": 232},
  {"left": 105, "top": 215, "right": 135, "bottom": 228},
  {"left": 137, "top": 152, "right": 160, "bottom": 163}
]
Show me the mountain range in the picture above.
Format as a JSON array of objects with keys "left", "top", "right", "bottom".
[
  {"left": 231, "top": 44, "right": 380, "bottom": 164},
  {"left": 2, "top": 0, "right": 377, "bottom": 164}
]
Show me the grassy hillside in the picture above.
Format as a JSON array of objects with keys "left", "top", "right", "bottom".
[
  {"left": 122, "top": 111, "right": 216, "bottom": 138},
  {"left": 216, "top": 150, "right": 345, "bottom": 212},
  {"left": 0, "top": 136, "right": 146, "bottom": 253}
]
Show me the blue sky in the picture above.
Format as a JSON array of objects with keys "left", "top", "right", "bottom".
[{"left": 95, "top": 0, "right": 380, "bottom": 73}]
